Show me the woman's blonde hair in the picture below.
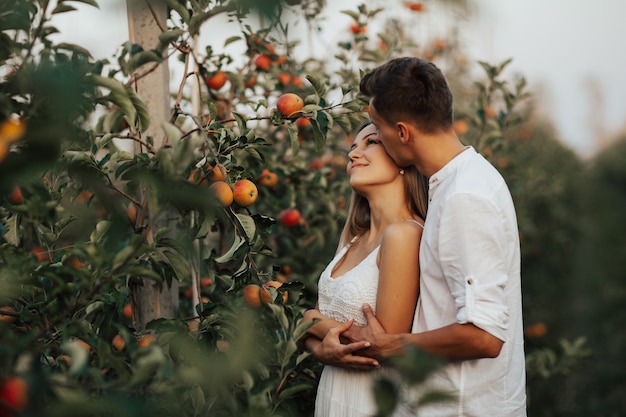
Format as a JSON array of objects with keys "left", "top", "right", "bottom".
[{"left": 338, "top": 123, "right": 429, "bottom": 249}]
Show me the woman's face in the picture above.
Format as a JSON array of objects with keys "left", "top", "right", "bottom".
[{"left": 347, "top": 124, "right": 402, "bottom": 192}]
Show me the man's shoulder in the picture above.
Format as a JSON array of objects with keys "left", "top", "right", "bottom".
[{"left": 450, "top": 153, "right": 509, "bottom": 196}]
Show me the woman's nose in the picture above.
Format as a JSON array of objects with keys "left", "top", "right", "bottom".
[{"left": 348, "top": 146, "right": 361, "bottom": 160}]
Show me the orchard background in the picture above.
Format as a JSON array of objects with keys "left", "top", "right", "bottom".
[{"left": 1, "top": 0, "right": 624, "bottom": 416}]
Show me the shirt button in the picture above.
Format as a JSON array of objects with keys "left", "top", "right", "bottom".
[{"left": 467, "top": 278, "right": 474, "bottom": 285}]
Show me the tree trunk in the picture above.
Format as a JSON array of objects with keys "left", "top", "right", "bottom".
[{"left": 126, "top": 0, "right": 178, "bottom": 330}]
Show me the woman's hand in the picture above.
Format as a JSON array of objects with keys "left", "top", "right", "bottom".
[{"left": 310, "top": 319, "right": 380, "bottom": 370}]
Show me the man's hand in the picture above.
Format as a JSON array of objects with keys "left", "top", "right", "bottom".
[
  {"left": 342, "top": 303, "right": 386, "bottom": 343},
  {"left": 343, "top": 304, "right": 405, "bottom": 360},
  {"left": 311, "top": 319, "right": 380, "bottom": 370}
]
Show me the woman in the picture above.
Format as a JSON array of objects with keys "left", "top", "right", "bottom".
[{"left": 301, "top": 122, "right": 428, "bottom": 417}]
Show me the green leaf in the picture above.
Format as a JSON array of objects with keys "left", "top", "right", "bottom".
[
  {"left": 340, "top": 10, "right": 360, "bottom": 20},
  {"left": 90, "top": 220, "right": 111, "bottom": 244},
  {"left": 50, "top": 383, "right": 90, "bottom": 404},
  {"left": 98, "top": 133, "right": 116, "bottom": 149},
  {"left": 334, "top": 53, "right": 348, "bottom": 64},
  {"left": 4, "top": 214, "right": 19, "bottom": 246},
  {"left": 372, "top": 377, "right": 399, "bottom": 416},
  {"left": 161, "top": 0, "right": 190, "bottom": 22},
  {"left": 340, "top": 83, "right": 354, "bottom": 96},
  {"left": 128, "top": 87, "right": 150, "bottom": 131},
  {"left": 107, "top": 91, "right": 137, "bottom": 129},
  {"left": 496, "top": 58, "right": 513, "bottom": 75},
  {"left": 163, "top": 250, "right": 191, "bottom": 282},
  {"left": 333, "top": 113, "right": 352, "bottom": 135},
  {"left": 207, "top": 100, "right": 218, "bottom": 121},
  {"left": 304, "top": 94, "right": 320, "bottom": 106},
  {"left": 158, "top": 29, "right": 184, "bottom": 45},
  {"left": 127, "top": 50, "right": 162, "bottom": 73},
  {"left": 367, "top": 7, "right": 384, "bottom": 17},
  {"left": 292, "top": 319, "right": 315, "bottom": 342},
  {"left": 387, "top": 347, "right": 444, "bottom": 385},
  {"left": 244, "top": 146, "right": 264, "bottom": 162},
  {"left": 84, "top": 301, "right": 104, "bottom": 317},
  {"left": 266, "top": 303, "right": 289, "bottom": 330},
  {"left": 415, "top": 390, "right": 456, "bottom": 407},
  {"left": 312, "top": 112, "right": 329, "bottom": 150},
  {"left": 348, "top": 112, "right": 366, "bottom": 130},
  {"left": 241, "top": 370, "right": 255, "bottom": 391},
  {"left": 287, "top": 123, "right": 300, "bottom": 155},
  {"left": 296, "top": 351, "right": 310, "bottom": 366},
  {"left": 359, "top": 49, "right": 384, "bottom": 63},
  {"left": 305, "top": 74, "right": 326, "bottom": 97},
  {"left": 278, "top": 339, "right": 298, "bottom": 365},
  {"left": 195, "top": 218, "right": 213, "bottom": 239},
  {"left": 224, "top": 36, "right": 241, "bottom": 47},
  {"left": 112, "top": 245, "right": 137, "bottom": 271},
  {"left": 189, "top": 385, "right": 206, "bottom": 415},
  {"left": 477, "top": 61, "right": 496, "bottom": 79},
  {"left": 226, "top": 261, "right": 250, "bottom": 292},
  {"left": 62, "top": 340, "right": 90, "bottom": 376},
  {"left": 235, "top": 213, "right": 256, "bottom": 241},
  {"left": 188, "top": 11, "right": 211, "bottom": 36},
  {"left": 65, "top": 0, "right": 99, "bottom": 7},
  {"left": 162, "top": 122, "right": 182, "bottom": 146},
  {"left": 214, "top": 235, "right": 246, "bottom": 263},
  {"left": 126, "top": 266, "right": 164, "bottom": 283},
  {"left": 56, "top": 42, "right": 93, "bottom": 57},
  {"left": 55, "top": 215, "right": 77, "bottom": 231},
  {"left": 52, "top": 4, "right": 76, "bottom": 14},
  {"left": 91, "top": 74, "right": 127, "bottom": 95},
  {"left": 277, "top": 382, "right": 312, "bottom": 402},
  {"left": 126, "top": 346, "right": 167, "bottom": 388},
  {"left": 232, "top": 112, "right": 247, "bottom": 132}
]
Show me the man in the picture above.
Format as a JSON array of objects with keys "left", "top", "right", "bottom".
[{"left": 308, "top": 57, "right": 527, "bottom": 416}]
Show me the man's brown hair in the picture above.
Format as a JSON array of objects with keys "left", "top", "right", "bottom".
[{"left": 360, "top": 57, "right": 454, "bottom": 133}]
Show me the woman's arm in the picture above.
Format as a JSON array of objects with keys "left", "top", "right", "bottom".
[
  {"left": 301, "top": 308, "right": 345, "bottom": 340},
  {"left": 303, "top": 319, "right": 380, "bottom": 370},
  {"left": 375, "top": 221, "right": 422, "bottom": 334}
]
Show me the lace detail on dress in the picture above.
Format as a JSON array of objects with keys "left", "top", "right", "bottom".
[{"left": 317, "top": 244, "right": 380, "bottom": 326}]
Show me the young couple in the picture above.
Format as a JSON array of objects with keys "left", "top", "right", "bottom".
[{"left": 301, "top": 57, "right": 527, "bottom": 417}]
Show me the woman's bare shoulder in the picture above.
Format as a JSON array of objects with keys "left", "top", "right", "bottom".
[{"left": 382, "top": 219, "right": 424, "bottom": 246}]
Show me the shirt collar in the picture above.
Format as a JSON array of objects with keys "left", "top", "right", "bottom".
[{"left": 428, "top": 146, "right": 475, "bottom": 189}]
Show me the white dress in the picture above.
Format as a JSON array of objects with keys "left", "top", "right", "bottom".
[{"left": 314, "top": 240, "right": 412, "bottom": 417}]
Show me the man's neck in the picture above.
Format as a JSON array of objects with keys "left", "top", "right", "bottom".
[{"left": 416, "top": 132, "right": 465, "bottom": 178}]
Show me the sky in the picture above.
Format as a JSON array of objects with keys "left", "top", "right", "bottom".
[
  {"left": 51, "top": 0, "right": 626, "bottom": 157},
  {"left": 469, "top": 0, "right": 626, "bottom": 156}
]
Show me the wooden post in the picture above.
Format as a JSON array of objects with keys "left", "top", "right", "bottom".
[{"left": 126, "top": 0, "right": 178, "bottom": 329}]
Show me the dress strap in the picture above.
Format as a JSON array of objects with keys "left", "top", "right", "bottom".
[
  {"left": 405, "top": 219, "right": 424, "bottom": 228},
  {"left": 339, "top": 235, "right": 359, "bottom": 252}
]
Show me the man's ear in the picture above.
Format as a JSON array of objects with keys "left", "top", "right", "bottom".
[{"left": 396, "top": 122, "right": 411, "bottom": 144}]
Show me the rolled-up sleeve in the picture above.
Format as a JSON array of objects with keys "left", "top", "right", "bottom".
[{"left": 438, "top": 193, "right": 510, "bottom": 341}]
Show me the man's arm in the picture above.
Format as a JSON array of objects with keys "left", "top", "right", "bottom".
[{"left": 345, "top": 304, "right": 503, "bottom": 361}]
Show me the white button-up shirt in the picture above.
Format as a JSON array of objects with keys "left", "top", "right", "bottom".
[{"left": 412, "top": 146, "right": 527, "bottom": 416}]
